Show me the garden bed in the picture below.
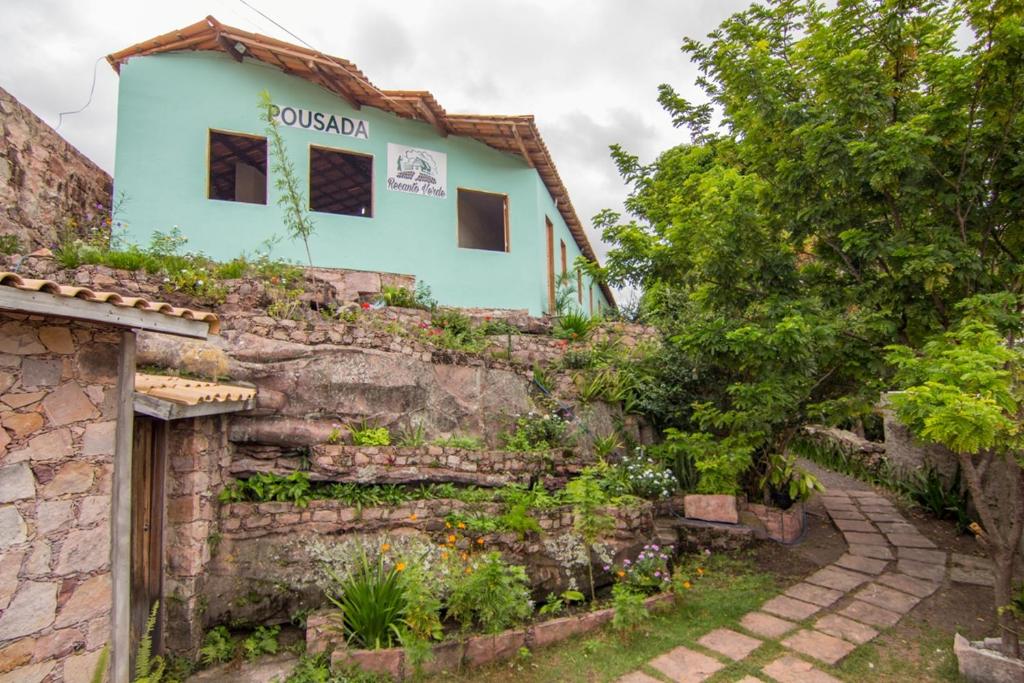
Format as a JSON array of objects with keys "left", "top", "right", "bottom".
[{"left": 308, "top": 593, "right": 676, "bottom": 680}]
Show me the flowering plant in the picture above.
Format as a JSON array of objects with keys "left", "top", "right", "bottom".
[
  {"left": 611, "top": 543, "right": 673, "bottom": 595},
  {"left": 620, "top": 450, "right": 678, "bottom": 500}
]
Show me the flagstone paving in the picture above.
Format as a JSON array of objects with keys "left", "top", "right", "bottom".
[{"left": 617, "top": 489, "right": 950, "bottom": 682}]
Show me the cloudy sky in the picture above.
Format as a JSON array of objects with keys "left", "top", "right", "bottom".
[{"left": 1, "top": 0, "right": 751, "bottom": 281}]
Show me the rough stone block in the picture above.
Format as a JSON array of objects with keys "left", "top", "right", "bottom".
[
  {"left": 81, "top": 420, "right": 116, "bottom": 456},
  {"left": 0, "top": 661, "right": 55, "bottom": 683},
  {"left": 839, "top": 599, "right": 902, "bottom": 628},
  {"left": 43, "top": 461, "right": 95, "bottom": 498},
  {"left": 21, "top": 359, "right": 61, "bottom": 387},
  {"left": 785, "top": 582, "right": 844, "bottom": 607},
  {"left": 805, "top": 565, "right": 871, "bottom": 592},
  {"left": 814, "top": 614, "right": 879, "bottom": 645},
  {"left": 762, "top": 654, "right": 842, "bottom": 683},
  {"left": 842, "top": 531, "right": 888, "bottom": 546},
  {"left": 834, "top": 553, "right": 888, "bottom": 575},
  {"left": 0, "top": 505, "right": 27, "bottom": 550},
  {"left": 38, "top": 327, "right": 75, "bottom": 354},
  {"left": 683, "top": 494, "right": 739, "bottom": 524},
  {"left": 782, "top": 629, "right": 856, "bottom": 664},
  {"left": 739, "top": 611, "right": 797, "bottom": 639},
  {"left": 897, "top": 558, "right": 946, "bottom": 582},
  {"left": 55, "top": 525, "right": 110, "bottom": 575},
  {"left": 42, "top": 382, "right": 98, "bottom": 426},
  {"left": 875, "top": 572, "right": 939, "bottom": 599},
  {"left": 897, "top": 547, "right": 946, "bottom": 565},
  {"left": 0, "top": 462, "right": 34, "bottom": 502},
  {"left": 832, "top": 518, "right": 876, "bottom": 533},
  {"left": 55, "top": 573, "right": 111, "bottom": 628},
  {"left": 848, "top": 544, "right": 894, "bottom": 559},
  {"left": 649, "top": 645, "right": 724, "bottom": 682},
  {"left": 954, "top": 633, "right": 1024, "bottom": 683},
  {"left": 7, "top": 428, "right": 72, "bottom": 462},
  {"left": 854, "top": 583, "right": 920, "bottom": 614},
  {"left": 0, "top": 581, "right": 57, "bottom": 640},
  {"left": 697, "top": 627, "right": 761, "bottom": 661},
  {"left": 886, "top": 533, "right": 936, "bottom": 549},
  {"left": 761, "top": 595, "right": 819, "bottom": 621},
  {"left": 2, "top": 411, "right": 44, "bottom": 438}
]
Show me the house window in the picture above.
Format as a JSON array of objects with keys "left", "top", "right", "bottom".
[
  {"left": 458, "top": 189, "right": 508, "bottom": 251},
  {"left": 208, "top": 131, "right": 267, "bottom": 204},
  {"left": 310, "top": 146, "right": 373, "bottom": 217}
]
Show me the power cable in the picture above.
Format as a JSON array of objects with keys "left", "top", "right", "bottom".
[{"left": 55, "top": 55, "right": 104, "bottom": 131}]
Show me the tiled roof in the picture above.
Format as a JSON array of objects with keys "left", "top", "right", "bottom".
[
  {"left": 106, "top": 16, "right": 615, "bottom": 307},
  {"left": 135, "top": 373, "right": 255, "bottom": 406},
  {"left": 0, "top": 272, "right": 220, "bottom": 334}
]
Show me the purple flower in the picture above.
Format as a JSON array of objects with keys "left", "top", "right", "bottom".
[
  {"left": 603, "top": 565, "right": 610, "bottom": 572},
  {"left": 623, "top": 559, "right": 631, "bottom": 566}
]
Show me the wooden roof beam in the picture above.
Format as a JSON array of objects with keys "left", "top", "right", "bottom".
[
  {"left": 413, "top": 100, "right": 448, "bottom": 138},
  {"left": 510, "top": 124, "right": 534, "bottom": 167},
  {"left": 308, "top": 61, "right": 362, "bottom": 110}
]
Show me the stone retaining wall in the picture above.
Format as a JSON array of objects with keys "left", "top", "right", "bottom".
[
  {"left": 202, "top": 498, "right": 656, "bottom": 628},
  {"left": 229, "top": 444, "right": 589, "bottom": 487},
  {"left": 0, "top": 313, "right": 119, "bottom": 682}
]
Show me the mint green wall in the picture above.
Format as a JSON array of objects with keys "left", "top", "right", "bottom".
[{"left": 113, "top": 52, "right": 608, "bottom": 316}]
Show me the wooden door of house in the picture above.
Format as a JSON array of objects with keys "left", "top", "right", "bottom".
[
  {"left": 546, "top": 218, "right": 555, "bottom": 313},
  {"left": 131, "top": 416, "right": 166, "bottom": 660}
]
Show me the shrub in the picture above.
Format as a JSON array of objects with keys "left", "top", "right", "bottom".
[
  {"left": 200, "top": 626, "right": 236, "bottom": 666},
  {"left": 431, "top": 433, "right": 485, "bottom": 450},
  {"left": 478, "top": 318, "right": 519, "bottom": 336},
  {"left": 242, "top": 625, "right": 280, "bottom": 661},
  {"left": 611, "top": 584, "right": 648, "bottom": 635},
  {"left": 0, "top": 234, "right": 21, "bottom": 255},
  {"left": 553, "top": 310, "right": 595, "bottom": 341},
  {"left": 501, "top": 412, "right": 570, "bottom": 452},
  {"left": 398, "top": 564, "right": 443, "bottom": 642},
  {"left": 615, "top": 544, "right": 672, "bottom": 595},
  {"left": 446, "top": 552, "right": 532, "bottom": 633},
  {"left": 325, "top": 552, "right": 406, "bottom": 649},
  {"left": 218, "top": 472, "right": 312, "bottom": 508},
  {"left": 618, "top": 451, "right": 678, "bottom": 500},
  {"left": 348, "top": 421, "right": 391, "bottom": 447}
]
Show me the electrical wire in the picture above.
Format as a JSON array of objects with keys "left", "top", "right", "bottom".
[{"left": 55, "top": 55, "right": 104, "bottom": 131}]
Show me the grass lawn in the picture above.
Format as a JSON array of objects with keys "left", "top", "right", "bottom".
[{"left": 423, "top": 551, "right": 962, "bottom": 683}]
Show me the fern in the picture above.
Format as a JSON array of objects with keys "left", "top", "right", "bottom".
[
  {"left": 90, "top": 645, "right": 109, "bottom": 683},
  {"left": 134, "top": 601, "right": 166, "bottom": 682}
]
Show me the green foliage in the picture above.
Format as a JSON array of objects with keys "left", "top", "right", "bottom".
[
  {"left": 595, "top": 0, "right": 1024, "bottom": 503},
  {"left": 199, "top": 626, "right": 236, "bottom": 666},
  {"left": 395, "top": 423, "right": 427, "bottom": 448},
  {"left": 326, "top": 428, "right": 342, "bottom": 445},
  {"left": 661, "top": 430, "right": 751, "bottom": 495},
  {"left": 552, "top": 271, "right": 578, "bottom": 316},
  {"left": 538, "top": 589, "right": 585, "bottom": 616},
  {"left": 260, "top": 91, "right": 316, "bottom": 269},
  {"left": 501, "top": 412, "right": 570, "bottom": 452},
  {"left": 615, "top": 451, "right": 678, "bottom": 500},
  {"left": 610, "top": 584, "right": 649, "bottom": 635},
  {"left": 348, "top": 421, "right": 391, "bottom": 447},
  {"left": 398, "top": 564, "right": 443, "bottom": 642},
  {"left": 431, "top": 434, "right": 485, "bottom": 450},
  {"left": 378, "top": 285, "right": 419, "bottom": 309},
  {"left": 0, "top": 234, "right": 21, "bottom": 255},
  {"left": 478, "top": 318, "right": 519, "bottom": 336},
  {"left": 134, "top": 602, "right": 166, "bottom": 683},
  {"left": 241, "top": 624, "right": 280, "bottom": 661},
  {"left": 286, "top": 653, "right": 391, "bottom": 683},
  {"left": 446, "top": 552, "right": 532, "bottom": 633},
  {"left": 592, "top": 433, "right": 624, "bottom": 459},
  {"left": 218, "top": 472, "right": 313, "bottom": 508},
  {"left": 325, "top": 552, "right": 406, "bottom": 649},
  {"left": 90, "top": 644, "right": 109, "bottom": 683},
  {"left": 904, "top": 465, "right": 972, "bottom": 533},
  {"left": 759, "top": 453, "right": 825, "bottom": 506},
  {"left": 566, "top": 470, "right": 615, "bottom": 602},
  {"left": 531, "top": 363, "right": 554, "bottom": 393},
  {"left": 789, "top": 435, "right": 905, "bottom": 492},
  {"left": 553, "top": 311, "right": 596, "bottom": 342}
]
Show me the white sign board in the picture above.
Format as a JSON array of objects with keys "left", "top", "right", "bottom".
[{"left": 386, "top": 144, "right": 447, "bottom": 199}]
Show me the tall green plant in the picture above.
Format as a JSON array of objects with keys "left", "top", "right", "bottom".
[
  {"left": 325, "top": 552, "right": 406, "bottom": 649},
  {"left": 566, "top": 471, "right": 614, "bottom": 603},
  {"left": 134, "top": 602, "right": 165, "bottom": 683},
  {"left": 260, "top": 90, "right": 318, "bottom": 303}
]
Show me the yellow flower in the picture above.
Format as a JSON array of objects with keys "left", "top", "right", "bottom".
[
  {"left": 457, "top": 522, "right": 467, "bottom": 530},
  {"left": 683, "top": 580, "right": 692, "bottom": 590},
  {"left": 476, "top": 538, "right": 485, "bottom": 545},
  {"left": 448, "top": 535, "right": 457, "bottom": 544},
  {"left": 696, "top": 567, "right": 704, "bottom": 576},
  {"left": 409, "top": 513, "right": 418, "bottom": 521},
  {"left": 461, "top": 552, "right": 469, "bottom": 561},
  {"left": 381, "top": 543, "right": 391, "bottom": 553},
  {"left": 465, "top": 567, "right": 473, "bottom": 574},
  {"left": 445, "top": 522, "right": 452, "bottom": 529},
  {"left": 441, "top": 552, "right": 449, "bottom": 560},
  {"left": 617, "top": 570, "right": 626, "bottom": 578},
  {"left": 395, "top": 562, "right": 406, "bottom": 572}
]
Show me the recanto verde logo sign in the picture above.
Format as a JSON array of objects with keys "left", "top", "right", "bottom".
[
  {"left": 386, "top": 143, "right": 447, "bottom": 199},
  {"left": 269, "top": 104, "right": 369, "bottom": 139}
]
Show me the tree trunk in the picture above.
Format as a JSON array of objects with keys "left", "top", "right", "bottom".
[{"left": 993, "top": 549, "right": 1020, "bottom": 657}]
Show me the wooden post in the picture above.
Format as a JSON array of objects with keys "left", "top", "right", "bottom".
[{"left": 111, "top": 331, "right": 136, "bottom": 682}]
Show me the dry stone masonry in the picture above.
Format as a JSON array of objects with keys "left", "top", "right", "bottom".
[{"left": 0, "top": 313, "right": 120, "bottom": 683}]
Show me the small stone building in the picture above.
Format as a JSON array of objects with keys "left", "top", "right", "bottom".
[{"left": 0, "top": 273, "right": 219, "bottom": 682}]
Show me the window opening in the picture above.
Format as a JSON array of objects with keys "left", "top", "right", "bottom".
[
  {"left": 208, "top": 131, "right": 267, "bottom": 204},
  {"left": 458, "top": 189, "right": 508, "bottom": 251},
  {"left": 310, "top": 146, "right": 373, "bottom": 217}
]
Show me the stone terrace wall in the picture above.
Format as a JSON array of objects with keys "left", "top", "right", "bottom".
[
  {"left": 0, "top": 313, "right": 119, "bottom": 682},
  {"left": 204, "top": 498, "right": 655, "bottom": 628},
  {"left": 229, "top": 444, "right": 591, "bottom": 488},
  {"left": 162, "top": 416, "right": 232, "bottom": 655},
  {"left": 0, "top": 87, "right": 112, "bottom": 251}
]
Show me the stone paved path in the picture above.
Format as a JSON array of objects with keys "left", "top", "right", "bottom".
[{"left": 618, "top": 489, "right": 948, "bottom": 682}]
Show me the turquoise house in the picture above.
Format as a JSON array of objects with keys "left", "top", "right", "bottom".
[{"left": 107, "top": 17, "right": 613, "bottom": 316}]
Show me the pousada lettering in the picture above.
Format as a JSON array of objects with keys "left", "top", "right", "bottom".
[{"left": 269, "top": 104, "right": 369, "bottom": 139}]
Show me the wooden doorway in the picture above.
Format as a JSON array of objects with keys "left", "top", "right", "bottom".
[
  {"left": 131, "top": 416, "right": 166, "bottom": 662},
  {"left": 546, "top": 218, "right": 555, "bottom": 314}
]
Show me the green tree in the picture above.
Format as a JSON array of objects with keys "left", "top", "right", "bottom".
[
  {"left": 596, "top": 0, "right": 1024, "bottom": 496},
  {"left": 888, "top": 296, "right": 1023, "bottom": 655}
]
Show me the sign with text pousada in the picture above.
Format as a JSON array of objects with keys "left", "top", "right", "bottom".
[
  {"left": 386, "top": 144, "right": 447, "bottom": 199},
  {"left": 270, "top": 104, "right": 369, "bottom": 139}
]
